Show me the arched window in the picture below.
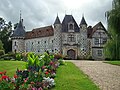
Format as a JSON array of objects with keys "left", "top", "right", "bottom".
[
  {"left": 69, "top": 24, "right": 73, "bottom": 30},
  {"left": 14, "top": 41, "right": 16, "bottom": 46}
]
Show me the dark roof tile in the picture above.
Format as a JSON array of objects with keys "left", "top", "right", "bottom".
[
  {"left": 12, "top": 19, "right": 25, "bottom": 37},
  {"left": 80, "top": 16, "right": 87, "bottom": 26},
  {"left": 62, "top": 15, "right": 80, "bottom": 32},
  {"left": 54, "top": 16, "right": 61, "bottom": 24}
]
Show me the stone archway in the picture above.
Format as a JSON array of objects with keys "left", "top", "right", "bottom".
[{"left": 67, "top": 49, "right": 76, "bottom": 59}]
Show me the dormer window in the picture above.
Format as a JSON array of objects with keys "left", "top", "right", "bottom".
[
  {"left": 69, "top": 24, "right": 73, "bottom": 30},
  {"left": 68, "top": 23, "right": 74, "bottom": 32}
]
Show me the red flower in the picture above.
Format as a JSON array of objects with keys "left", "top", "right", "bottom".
[
  {"left": 45, "top": 71, "right": 49, "bottom": 75},
  {"left": 0, "top": 72, "right": 3, "bottom": 75},
  {"left": 14, "top": 74, "right": 18, "bottom": 79},
  {"left": 2, "top": 75, "right": 9, "bottom": 80}
]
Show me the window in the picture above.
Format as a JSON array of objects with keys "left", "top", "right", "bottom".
[
  {"left": 94, "top": 38, "right": 99, "bottom": 45},
  {"left": 68, "top": 23, "right": 74, "bottom": 32},
  {"left": 69, "top": 24, "right": 73, "bottom": 30},
  {"left": 14, "top": 42, "right": 16, "bottom": 46},
  {"left": 52, "top": 50, "right": 54, "bottom": 52},
  {"left": 102, "top": 38, "right": 107, "bottom": 44},
  {"left": 98, "top": 50, "right": 102, "bottom": 56},
  {"left": 52, "top": 40, "right": 53, "bottom": 43},
  {"left": 68, "top": 34, "right": 75, "bottom": 42},
  {"left": 38, "top": 41, "right": 40, "bottom": 44}
]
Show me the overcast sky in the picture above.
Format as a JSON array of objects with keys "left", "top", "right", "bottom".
[{"left": 0, "top": 0, "right": 112, "bottom": 31}]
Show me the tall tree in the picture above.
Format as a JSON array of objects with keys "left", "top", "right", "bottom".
[
  {"left": 0, "top": 17, "right": 12, "bottom": 53},
  {"left": 0, "top": 40, "right": 4, "bottom": 50},
  {"left": 105, "top": 0, "right": 120, "bottom": 60}
]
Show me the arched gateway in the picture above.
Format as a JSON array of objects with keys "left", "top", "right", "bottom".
[{"left": 67, "top": 49, "right": 76, "bottom": 59}]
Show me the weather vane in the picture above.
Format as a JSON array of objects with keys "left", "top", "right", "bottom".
[{"left": 20, "top": 10, "right": 22, "bottom": 20}]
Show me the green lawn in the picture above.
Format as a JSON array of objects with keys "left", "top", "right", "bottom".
[
  {"left": 0, "top": 61, "right": 26, "bottom": 77},
  {"left": 0, "top": 61, "right": 99, "bottom": 90},
  {"left": 52, "top": 62, "right": 99, "bottom": 90},
  {"left": 104, "top": 61, "right": 120, "bottom": 66}
]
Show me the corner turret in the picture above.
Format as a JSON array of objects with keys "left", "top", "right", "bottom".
[
  {"left": 53, "top": 15, "right": 62, "bottom": 53},
  {"left": 11, "top": 11, "right": 26, "bottom": 53}
]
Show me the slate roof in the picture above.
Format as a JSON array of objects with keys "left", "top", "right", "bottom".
[
  {"left": 25, "top": 25, "right": 54, "bottom": 39},
  {"left": 12, "top": 19, "right": 25, "bottom": 37},
  {"left": 89, "top": 22, "right": 109, "bottom": 38},
  {"left": 80, "top": 16, "right": 87, "bottom": 26},
  {"left": 54, "top": 16, "right": 61, "bottom": 24},
  {"left": 62, "top": 15, "right": 80, "bottom": 32}
]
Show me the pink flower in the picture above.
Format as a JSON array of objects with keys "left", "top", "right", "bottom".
[
  {"left": 24, "top": 78, "right": 28, "bottom": 83},
  {"left": 50, "top": 61, "right": 54, "bottom": 65}
]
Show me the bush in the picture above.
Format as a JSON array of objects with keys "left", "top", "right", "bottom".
[
  {"left": 0, "top": 52, "right": 16, "bottom": 60},
  {"left": 86, "top": 55, "right": 93, "bottom": 60},
  {"left": 54, "top": 54, "right": 63, "bottom": 59},
  {"left": 0, "top": 50, "right": 5, "bottom": 56}
]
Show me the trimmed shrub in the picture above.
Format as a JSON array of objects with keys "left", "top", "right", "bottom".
[
  {"left": 0, "top": 52, "right": 16, "bottom": 60},
  {"left": 0, "top": 50, "right": 5, "bottom": 56}
]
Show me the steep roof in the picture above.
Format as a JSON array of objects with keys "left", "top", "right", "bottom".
[
  {"left": 89, "top": 22, "right": 109, "bottom": 38},
  {"left": 12, "top": 19, "right": 25, "bottom": 37},
  {"left": 62, "top": 15, "right": 80, "bottom": 32},
  {"left": 79, "top": 16, "right": 87, "bottom": 26},
  {"left": 54, "top": 15, "right": 61, "bottom": 24},
  {"left": 25, "top": 25, "right": 54, "bottom": 39}
]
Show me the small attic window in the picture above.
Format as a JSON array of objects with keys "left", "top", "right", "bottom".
[
  {"left": 68, "top": 23, "right": 74, "bottom": 32},
  {"left": 69, "top": 24, "right": 73, "bottom": 30}
]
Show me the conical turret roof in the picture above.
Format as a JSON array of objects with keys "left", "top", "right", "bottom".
[
  {"left": 54, "top": 15, "right": 61, "bottom": 24},
  {"left": 12, "top": 19, "right": 25, "bottom": 37},
  {"left": 79, "top": 16, "right": 87, "bottom": 26}
]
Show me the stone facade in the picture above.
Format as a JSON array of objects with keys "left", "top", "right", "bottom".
[{"left": 11, "top": 15, "right": 109, "bottom": 60}]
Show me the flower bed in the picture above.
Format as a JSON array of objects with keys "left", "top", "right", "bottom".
[{"left": 0, "top": 52, "right": 65, "bottom": 90}]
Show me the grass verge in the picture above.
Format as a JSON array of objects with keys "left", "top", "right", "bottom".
[
  {"left": 0, "top": 61, "right": 26, "bottom": 77},
  {"left": 104, "top": 61, "right": 120, "bottom": 66},
  {"left": 52, "top": 62, "right": 99, "bottom": 90}
]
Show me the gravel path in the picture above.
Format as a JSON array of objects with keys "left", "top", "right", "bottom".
[{"left": 71, "top": 60, "right": 120, "bottom": 90}]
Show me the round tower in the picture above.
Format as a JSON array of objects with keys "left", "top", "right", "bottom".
[
  {"left": 79, "top": 15, "right": 88, "bottom": 58},
  {"left": 53, "top": 15, "right": 62, "bottom": 54},
  {"left": 11, "top": 13, "right": 26, "bottom": 53}
]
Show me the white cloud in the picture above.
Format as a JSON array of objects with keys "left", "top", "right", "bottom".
[{"left": 0, "top": 0, "right": 112, "bottom": 30}]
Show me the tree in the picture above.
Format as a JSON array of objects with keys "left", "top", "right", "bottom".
[
  {"left": 0, "top": 17, "right": 12, "bottom": 53},
  {"left": 105, "top": 0, "right": 120, "bottom": 60},
  {"left": 0, "top": 40, "right": 4, "bottom": 50}
]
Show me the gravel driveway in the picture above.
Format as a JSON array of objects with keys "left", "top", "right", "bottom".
[{"left": 71, "top": 60, "right": 120, "bottom": 90}]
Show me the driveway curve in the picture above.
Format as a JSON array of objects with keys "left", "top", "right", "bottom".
[{"left": 71, "top": 60, "right": 120, "bottom": 90}]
